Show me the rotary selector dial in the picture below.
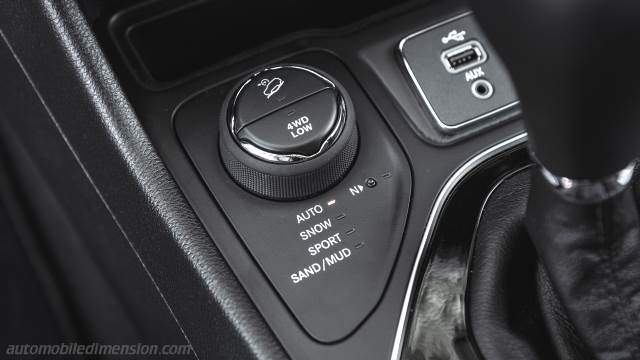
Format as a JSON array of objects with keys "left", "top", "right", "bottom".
[{"left": 219, "top": 65, "right": 359, "bottom": 200}]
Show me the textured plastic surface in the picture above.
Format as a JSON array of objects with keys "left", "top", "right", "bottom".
[{"left": 0, "top": 1, "right": 286, "bottom": 359}]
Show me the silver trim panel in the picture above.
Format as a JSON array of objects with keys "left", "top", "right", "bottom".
[{"left": 397, "top": 12, "right": 520, "bottom": 132}]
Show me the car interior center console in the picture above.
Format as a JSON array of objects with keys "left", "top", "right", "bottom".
[
  {"left": 177, "top": 57, "right": 411, "bottom": 342},
  {"left": 66, "top": 0, "right": 529, "bottom": 358}
]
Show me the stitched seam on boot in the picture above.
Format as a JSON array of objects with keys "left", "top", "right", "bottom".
[{"left": 598, "top": 204, "right": 640, "bottom": 358}]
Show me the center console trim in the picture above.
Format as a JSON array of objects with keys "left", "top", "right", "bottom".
[{"left": 390, "top": 132, "right": 527, "bottom": 360}]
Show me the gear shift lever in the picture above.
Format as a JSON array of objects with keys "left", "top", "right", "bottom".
[
  {"left": 470, "top": 0, "right": 640, "bottom": 187},
  {"left": 467, "top": 0, "right": 640, "bottom": 359}
]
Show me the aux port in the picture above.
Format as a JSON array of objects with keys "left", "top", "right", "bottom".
[{"left": 471, "top": 79, "right": 494, "bottom": 100}]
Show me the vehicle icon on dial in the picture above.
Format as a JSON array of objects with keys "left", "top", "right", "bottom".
[{"left": 258, "top": 77, "right": 285, "bottom": 99}]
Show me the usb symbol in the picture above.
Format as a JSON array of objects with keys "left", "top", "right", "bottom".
[{"left": 442, "top": 30, "right": 467, "bottom": 44}]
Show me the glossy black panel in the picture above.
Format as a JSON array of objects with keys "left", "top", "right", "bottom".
[{"left": 402, "top": 146, "right": 531, "bottom": 360}]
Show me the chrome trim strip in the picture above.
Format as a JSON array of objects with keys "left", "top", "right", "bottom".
[
  {"left": 540, "top": 161, "right": 636, "bottom": 204},
  {"left": 390, "top": 132, "right": 528, "bottom": 360},
  {"left": 397, "top": 12, "right": 520, "bottom": 132}
]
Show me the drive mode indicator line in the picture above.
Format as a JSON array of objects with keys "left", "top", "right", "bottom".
[{"left": 290, "top": 248, "right": 352, "bottom": 284}]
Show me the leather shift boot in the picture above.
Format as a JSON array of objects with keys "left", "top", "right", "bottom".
[{"left": 469, "top": 169, "right": 640, "bottom": 359}]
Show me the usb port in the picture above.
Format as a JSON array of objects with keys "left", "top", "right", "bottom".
[{"left": 441, "top": 40, "right": 487, "bottom": 74}]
